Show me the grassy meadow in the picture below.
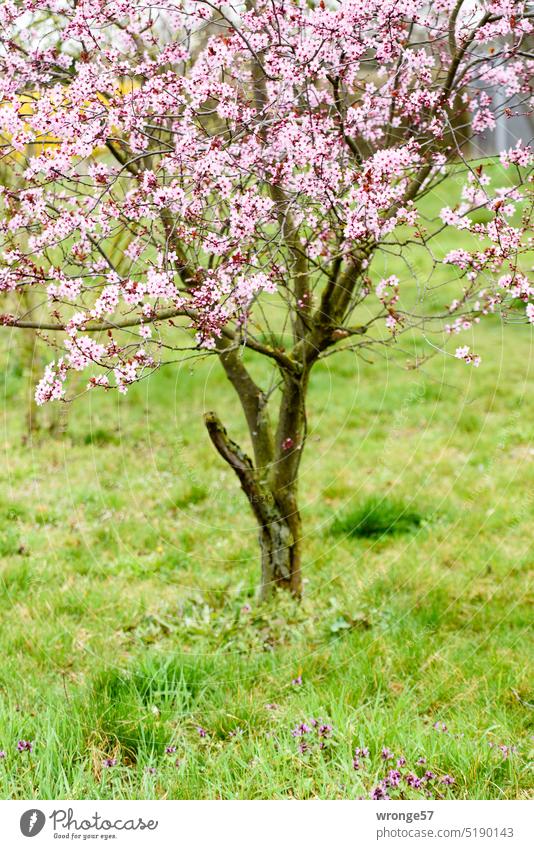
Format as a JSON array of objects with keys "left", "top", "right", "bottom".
[{"left": 0, "top": 168, "right": 533, "bottom": 800}]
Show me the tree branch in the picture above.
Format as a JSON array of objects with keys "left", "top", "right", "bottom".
[
  {"left": 1, "top": 308, "right": 300, "bottom": 372},
  {"left": 204, "top": 410, "right": 274, "bottom": 526},
  {"left": 215, "top": 337, "right": 275, "bottom": 472}
]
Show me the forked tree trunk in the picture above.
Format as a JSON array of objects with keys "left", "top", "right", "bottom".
[{"left": 204, "top": 412, "right": 303, "bottom": 599}]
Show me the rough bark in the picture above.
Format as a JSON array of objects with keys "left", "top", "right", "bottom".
[{"left": 204, "top": 411, "right": 302, "bottom": 599}]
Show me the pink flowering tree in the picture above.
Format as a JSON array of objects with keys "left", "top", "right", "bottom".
[{"left": 0, "top": 1, "right": 532, "bottom": 598}]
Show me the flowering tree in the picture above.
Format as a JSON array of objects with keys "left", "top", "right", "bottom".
[{"left": 0, "top": 0, "right": 532, "bottom": 598}]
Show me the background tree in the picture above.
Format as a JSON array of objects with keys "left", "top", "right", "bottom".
[{"left": 0, "top": 0, "right": 532, "bottom": 598}]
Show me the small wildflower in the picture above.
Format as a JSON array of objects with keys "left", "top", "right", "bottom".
[
  {"left": 298, "top": 740, "right": 310, "bottom": 754},
  {"left": 498, "top": 744, "right": 516, "bottom": 759},
  {"left": 197, "top": 726, "right": 207, "bottom": 738},
  {"left": 241, "top": 603, "right": 252, "bottom": 614},
  {"left": 0, "top": 751, "right": 6, "bottom": 759},
  {"left": 381, "top": 747, "right": 394, "bottom": 761},
  {"left": 17, "top": 740, "right": 33, "bottom": 753},
  {"left": 228, "top": 727, "right": 244, "bottom": 738},
  {"left": 291, "top": 674, "right": 302, "bottom": 686},
  {"left": 291, "top": 723, "right": 311, "bottom": 737},
  {"left": 352, "top": 757, "right": 361, "bottom": 770},
  {"left": 265, "top": 703, "right": 279, "bottom": 711},
  {"left": 385, "top": 769, "right": 401, "bottom": 788},
  {"left": 405, "top": 773, "right": 423, "bottom": 789},
  {"left": 165, "top": 746, "right": 177, "bottom": 755},
  {"left": 441, "top": 774, "right": 455, "bottom": 785},
  {"left": 424, "top": 771, "right": 436, "bottom": 781},
  {"left": 416, "top": 756, "right": 427, "bottom": 765},
  {"left": 282, "top": 437, "right": 294, "bottom": 451},
  {"left": 318, "top": 724, "right": 333, "bottom": 739},
  {"left": 145, "top": 767, "right": 156, "bottom": 775},
  {"left": 433, "top": 721, "right": 448, "bottom": 733},
  {"left": 370, "top": 784, "right": 390, "bottom": 800},
  {"left": 102, "top": 757, "right": 117, "bottom": 768},
  {"left": 355, "top": 746, "right": 370, "bottom": 758},
  {"left": 396, "top": 756, "right": 406, "bottom": 767}
]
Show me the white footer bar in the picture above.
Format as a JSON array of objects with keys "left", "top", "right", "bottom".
[{"left": 1, "top": 799, "right": 532, "bottom": 849}]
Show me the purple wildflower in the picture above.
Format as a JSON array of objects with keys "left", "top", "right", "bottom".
[
  {"left": 145, "top": 767, "right": 156, "bottom": 775},
  {"left": 405, "top": 773, "right": 423, "bottom": 789},
  {"left": 370, "top": 784, "right": 390, "bottom": 800},
  {"left": 102, "top": 757, "right": 117, "bottom": 768},
  {"left": 291, "top": 675, "right": 302, "bottom": 686},
  {"left": 416, "top": 756, "right": 426, "bottom": 765},
  {"left": 165, "top": 746, "right": 177, "bottom": 755},
  {"left": 355, "top": 746, "right": 370, "bottom": 758},
  {"left": 498, "top": 745, "right": 516, "bottom": 759},
  {"left": 197, "top": 726, "right": 207, "bottom": 738},
  {"left": 17, "top": 740, "right": 33, "bottom": 753},
  {"left": 433, "top": 721, "right": 448, "bottom": 733},
  {"left": 352, "top": 757, "right": 361, "bottom": 771},
  {"left": 291, "top": 722, "right": 311, "bottom": 737},
  {"left": 441, "top": 774, "right": 455, "bottom": 785},
  {"left": 385, "top": 769, "right": 401, "bottom": 788},
  {"left": 298, "top": 740, "right": 310, "bottom": 754},
  {"left": 381, "top": 747, "right": 394, "bottom": 761},
  {"left": 265, "top": 703, "right": 279, "bottom": 711},
  {"left": 318, "top": 724, "right": 333, "bottom": 739},
  {"left": 424, "top": 771, "right": 436, "bottom": 781},
  {"left": 396, "top": 756, "right": 406, "bottom": 767},
  {"left": 228, "top": 727, "right": 244, "bottom": 738}
]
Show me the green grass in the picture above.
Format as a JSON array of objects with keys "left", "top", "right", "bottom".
[
  {"left": 0, "top": 313, "right": 532, "bottom": 799},
  {"left": 0, "top": 168, "right": 532, "bottom": 799},
  {"left": 331, "top": 496, "right": 427, "bottom": 539}
]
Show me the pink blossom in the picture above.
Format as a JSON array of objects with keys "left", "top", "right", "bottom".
[
  {"left": 0, "top": 0, "right": 530, "bottom": 402},
  {"left": 500, "top": 142, "right": 533, "bottom": 169}
]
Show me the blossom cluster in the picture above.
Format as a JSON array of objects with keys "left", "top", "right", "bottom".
[
  {"left": 351, "top": 742, "right": 457, "bottom": 800},
  {"left": 291, "top": 718, "right": 334, "bottom": 753},
  {"left": 0, "top": 1, "right": 530, "bottom": 399}
]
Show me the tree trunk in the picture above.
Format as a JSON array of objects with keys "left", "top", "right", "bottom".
[
  {"left": 204, "top": 411, "right": 302, "bottom": 599},
  {"left": 259, "top": 491, "right": 302, "bottom": 599}
]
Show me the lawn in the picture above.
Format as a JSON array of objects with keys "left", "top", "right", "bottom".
[
  {"left": 0, "top": 167, "right": 532, "bottom": 800},
  {"left": 0, "top": 311, "right": 532, "bottom": 799}
]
